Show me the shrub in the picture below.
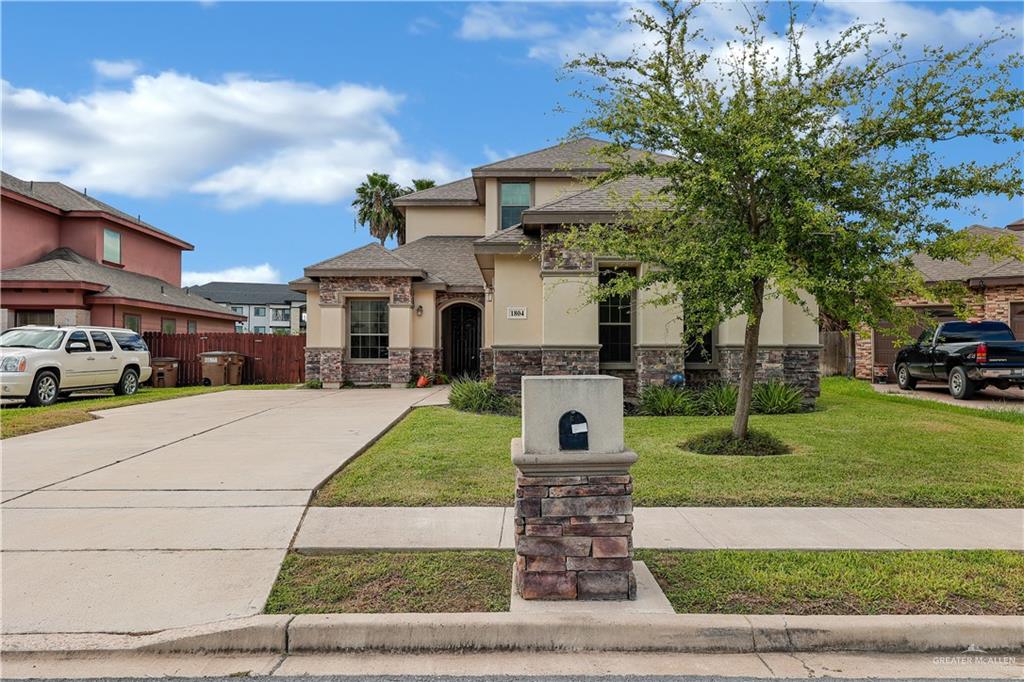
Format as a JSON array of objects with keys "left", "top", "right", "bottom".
[
  {"left": 304, "top": 379, "right": 323, "bottom": 390},
  {"left": 682, "top": 428, "right": 792, "bottom": 456},
  {"left": 638, "top": 385, "right": 697, "bottom": 416},
  {"left": 752, "top": 380, "right": 805, "bottom": 414},
  {"left": 696, "top": 383, "right": 738, "bottom": 416},
  {"left": 432, "top": 372, "right": 451, "bottom": 385},
  {"left": 448, "top": 378, "right": 518, "bottom": 415}
]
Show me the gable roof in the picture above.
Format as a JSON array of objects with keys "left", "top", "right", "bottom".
[
  {"left": 393, "top": 177, "right": 478, "bottom": 206},
  {"left": 474, "top": 226, "right": 540, "bottom": 254},
  {"left": 0, "top": 248, "right": 242, "bottom": 319},
  {"left": 393, "top": 237, "right": 485, "bottom": 288},
  {"left": 912, "top": 225, "right": 1024, "bottom": 283},
  {"left": 188, "top": 281, "right": 305, "bottom": 305},
  {"left": 472, "top": 137, "right": 673, "bottom": 178},
  {"left": 1, "top": 172, "right": 193, "bottom": 250},
  {"left": 303, "top": 242, "right": 426, "bottom": 278},
  {"left": 521, "top": 175, "right": 668, "bottom": 225}
]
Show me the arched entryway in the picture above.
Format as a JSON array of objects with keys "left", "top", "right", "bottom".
[{"left": 442, "top": 303, "right": 481, "bottom": 378}]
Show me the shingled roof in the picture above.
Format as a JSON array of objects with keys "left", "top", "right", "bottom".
[
  {"left": 474, "top": 226, "right": 540, "bottom": 254},
  {"left": 472, "top": 137, "right": 671, "bottom": 178},
  {"left": 188, "top": 281, "right": 305, "bottom": 305},
  {"left": 393, "top": 177, "right": 478, "bottom": 206},
  {"left": 0, "top": 248, "right": 241, "bottom": 318},
  {"left": 303, "top": 243, "right": 426, "bottom": 278},
  {"left": 521, "top": 176, "right": 669, "bottom": 225},
  {"left": 393, "top": 237, "right": 485, "bottom": 288},
  {"left": 1, "top": 172, "right": 192, "bottom": 249},
  {"left": 912, "top": 225, "right": 1024, "bottom": 283}
]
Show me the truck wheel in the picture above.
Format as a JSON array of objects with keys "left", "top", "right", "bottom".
[
  {"left": 896, "top": 364, "right": 917, "bottom": 390},
  {"left": 114, "top": 368, "right": 140, "bottom": 396},
  {"left": 26, "top": 370, "right": 60, "bottom": 407},
  {"left": 948, "top": 366, "right": 976, "bottom": 400}
]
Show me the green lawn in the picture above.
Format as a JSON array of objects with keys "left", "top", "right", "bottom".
[
  {"left": 264, "top": 549, "right": 1022, "bottom": 615},
  {"left": 314, "top": 378, "right": 1023, "bottom": 508},
  {"left": 637, "top": 549, "right": 1024, "bottom": 615},
  {"left": 0, "top": 384, "right": 297, "bottom": 439},
  {"left": 265, "top": 551, "right": 512, "bottom": 614}
]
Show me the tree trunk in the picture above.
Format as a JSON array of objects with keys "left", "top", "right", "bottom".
[{"left": 732, "top": 278, "right": 765, "bottom": 440}]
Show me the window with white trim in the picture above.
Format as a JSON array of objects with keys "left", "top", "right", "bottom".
[
  {"left": 349, "top": 299, "right": 389, "bottom": 359},
  {"left": 500, "top": 182, "right": 530, "bottom": 229},
  {"left": 103, "top": 229, "right": 121, "bottom": 263}
]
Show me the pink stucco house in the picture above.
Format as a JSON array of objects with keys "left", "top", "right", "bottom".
[{"left": 0, "top": 172, "right": 242, "bottom": 332}]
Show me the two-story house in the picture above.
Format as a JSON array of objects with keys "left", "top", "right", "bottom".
[
  {"left": 189, "top": 281, "right": 306, "bottom": 334},
  {"left": 0, "top": 172, "right": 243, "bottom": 332},
  {"left": 293, "top": 139, "right": 821, "bottom": 396}
]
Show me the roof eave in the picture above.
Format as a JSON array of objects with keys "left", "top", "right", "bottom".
[
  {"left": 63, "top": 211, "right": 195, "bottom": 251},
  {"left": 521, "top": 210, "right": 620, "bottom": 226},
  {"left": 0, "top": 278, "right": 107, "bottom": 293},
  {"left": 393, "top": 198, "right": 480, "bottom": 207},
  {"left": 302, "top": 267, "right": 426, "bottom": 279},
  {"left": 83, "top": 295, "right": 246, "bottom": 321},
  {"left": 473, "top": 243, "right": 540, "bottom": 255},
  {"left": 471, "top": 169, "right": 603, "bottom": 179}
]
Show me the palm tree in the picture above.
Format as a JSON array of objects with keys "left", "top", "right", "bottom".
[
  {"left": 352, "top": 172, "right": 405, "bottom": 245},
  {"left": 352, "top": 174, "right": 437, "bottom": 246}
]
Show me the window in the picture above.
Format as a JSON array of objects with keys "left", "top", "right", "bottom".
[
  {"left": 253, "top": 307, "right": 266, "bottom": 317},
  {"left": 235, "top": 323, "right": 245, "bottom": 333},
  {"left": 598, "top": 268, "right": 634, "bottom": 365},
  {"left": 500, "top": 182, "right": 531, "bottom": 229},
  {"left": 89, "top": 331, "right": 114, "bottom": 352},
  {"left": 161, "top": 318, "right": 177, "bottom": 334},
  {"left": 15, "top": 310, "right": 55, "bottom": 327},
  {"left": 684, "top": 330, "right": 715, "bottom": 365},
  {"left": 112, "top": 331, "right": 147, "bottom": 352},
  {"left": 187, "top": 319, "right": 198, "bottom": 334},
  {"left": 123, "top": 313, "right": 141, "bottom": 333},
  {"left": 66, "top": 330, "right": 91, "bottom": 353},
  {"left": 254, "top": 326, "right": 267, "bottom": 334},
  {"left": 272, "top": 308, "right": 291, "bottom": 322},
  {"left": 349, "top": 299, "right": 389, "bottom": 359},
  {"left": 231, "top": 306, "right": 244, "bottom": 315},
  {"left": 103, "top": 229, "right": 121, "bottom": 264}
]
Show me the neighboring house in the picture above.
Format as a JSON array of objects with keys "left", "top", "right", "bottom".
[
  {"left": 188, "top": 282, "right": 306, "bottom": 334},
  {"left": 855, "top": 220, "right": 1024, "bottom": 381},
  {"left": 293, "top": 138, "right": 820, "bottom": 396},
  {"left": 0, "top": 172, "right": 243, "bottom": 333}
]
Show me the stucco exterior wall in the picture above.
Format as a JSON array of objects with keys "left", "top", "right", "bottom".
[
  {"left": 541, "top": 275, "right": 598, "bottom": 346},
  {"left": 492, "top": 254, "right": 543, "bottom": 346},
  {"left": 0, "top": 199, "right": 61, "bottom": 269},
  {"left": 484, "top": 178, "right": 499, "bottom": 234},
  {"left": 534, "top": 178, "right": 584, "bottom": 207},
  {"left": 717, "top": 292, "right": 819, "bottom": 347},
  {"left": 405, "top": 206, "right": 486, "bottom": 243},
  {"left": 637, "top": 278, "right": 685, "bottom": 346},
  {"left": 305, "top": 288, "right": 322, "bottom": 346},
  {"left": 411, "top": 287, "right": 437, "bottom": 348}
]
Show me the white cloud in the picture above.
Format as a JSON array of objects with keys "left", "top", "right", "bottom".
[
  {"left": 408, "top": 16, "right": 440, "bottom": 35},
  {"left": 181, "top": 263, "right": 281, "bottom": 287},
  {"left": 92, "top": 59, "right": 141, "bottom": 79},
  {"left": 2, "top": 71, "right": 461, "bottom": 208},
  {"left": 482, "top": 144, "right": 517, "bottom": 163},
  {"left": 458, "top": 4, "right": 557, "bottom": 41}
]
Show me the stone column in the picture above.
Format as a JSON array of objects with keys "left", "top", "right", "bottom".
[
  {"left": 511, "top": 375, "right": 638, "bottom": 601},
  {"left": 54, "top": 309, "right": 91, "bottom": 326}
]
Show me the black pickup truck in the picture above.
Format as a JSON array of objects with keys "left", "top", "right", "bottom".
[{"left": 893, "top": 321, "right": 1024, "bottom": 399}]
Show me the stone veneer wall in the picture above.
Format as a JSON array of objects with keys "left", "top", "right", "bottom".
[
  {"left": 540, "top": 227, "right": 594, "bottom": 272},
  {"left": 853, "top": 284, "right": 1024, "bottom": 380},
  {"left": 635, "top": 346, "right": 687, "bottom": 392},
  {"left": 493, "top": 348, "right": 542, "bottom": 393},
  {"left": 541, "top": 349, "right": 600, "bottom": 375},
  {"left": 478, "top": 348, "right": 494, "bottom": 379},
  {"left": 718, "top": 346, "right": 821, "bottom": 401},
  {"left": 411, "top": 348, "right": 439, "bottom": 379},
  {"left": 514, "top": 472, "right": 635, "bottom": 601},
  {"left": 319, "top": 276, "right": 412, "bottom": 305}
]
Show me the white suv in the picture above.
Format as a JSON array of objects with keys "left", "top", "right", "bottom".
[{"left": 0, "top": 326, "right": 153, "bottom": 406}]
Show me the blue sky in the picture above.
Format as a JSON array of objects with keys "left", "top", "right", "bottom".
[{"left": 3, "top": 1, "right": 1022, "bottom": 286}]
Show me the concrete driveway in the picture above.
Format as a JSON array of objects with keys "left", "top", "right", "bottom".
[
  {"left": 0, "top": 386, "right": 447, "bottom": 634},
  {"left": 872, "top": 382, "right": 1024, "bottom": 411}
]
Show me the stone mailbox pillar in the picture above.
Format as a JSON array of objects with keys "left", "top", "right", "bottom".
[{"left": 511, "top": 375, "right": 638, "bottom": 600}]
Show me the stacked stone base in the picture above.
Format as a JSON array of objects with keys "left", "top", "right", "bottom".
[
  {"left": 305, "top": 348, "right": 410, "bottom": 386},
  {"left": 513, "top": 471, "right": 635, "bottom": 601}
]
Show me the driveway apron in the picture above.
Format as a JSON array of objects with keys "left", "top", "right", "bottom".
[{"left": 0, "top": 387, "right": 446, "bottom": 634}]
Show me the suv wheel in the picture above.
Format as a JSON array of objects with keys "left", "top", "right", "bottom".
[
  {"left": 114, "top": 368, "right": 140, "bottom": 396},
  {"left": 27, "top": 370, "right": 60, "bottom": 407},
  {"left": 896, "top": 364, "right": 917, "bottom": 390},
  {"left": 948, "top": 366, "right": 976, "bottom": 400}
]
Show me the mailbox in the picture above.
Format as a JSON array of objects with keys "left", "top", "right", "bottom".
[{"left": 558, "top": 410, "right": 589, "bottom": 450}]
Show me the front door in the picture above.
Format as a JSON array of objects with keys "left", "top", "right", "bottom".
[{"left": 442, "top": 303, "right": 481, "bottom": 378}]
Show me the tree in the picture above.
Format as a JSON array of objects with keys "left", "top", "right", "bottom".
[
  {"left": 352, "top": 174, "right": 437, "bottom": 246},
  {"left": 554, "top": 0, "right": 1022, "bottom": 439}
]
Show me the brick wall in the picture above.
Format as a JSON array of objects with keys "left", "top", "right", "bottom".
[
  {"left": 541, "top": 349, "right": 600, "bottom": 375},
  {"left": 718, "top": 347, "right": 821, "bottom": 401}
]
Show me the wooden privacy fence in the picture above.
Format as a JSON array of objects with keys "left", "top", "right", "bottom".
[
  {"left": 142, "top": 332, "right": 306, "bottom": 386},
  {"left": 819, "top": 329, "right": 854, "bottom": 377}
]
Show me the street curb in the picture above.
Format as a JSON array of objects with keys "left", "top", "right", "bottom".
[
  {"left": 4, "top": 613, "right": 1021, "bottom": 655},
  {"left": 1, "top": 615, "right": 290, "bottom": 654}
]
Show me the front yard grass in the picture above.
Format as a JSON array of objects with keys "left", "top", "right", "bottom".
[
  {"left": 265, "top": 551, "right": 512, "bottom": 614},
  {"left": 0, "top": 384, "right": 296, "bottom": 439},
  {"left": 314, "top": 377, "right": 1023, "bottom": 508},
  {"left": 637, "top": 549, "right": 1024, "bottom": 615},
  {"left": 265, "top": 550, "right": 1022, "bottom": 615}
]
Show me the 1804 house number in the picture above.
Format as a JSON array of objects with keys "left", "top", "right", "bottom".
[{"left": 506, "top": 306, "right": 527, "bottom": 320}]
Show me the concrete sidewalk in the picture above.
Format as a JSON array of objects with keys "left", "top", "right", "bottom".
[
  {"left": 294, "top": 506, "right": 1024, "bottom": 552},
  {"left": 0, "top": 386, "right": 447, "bottom": 635}
]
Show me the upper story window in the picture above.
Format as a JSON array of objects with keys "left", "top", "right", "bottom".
[
  {"left": 500, "top": 182, "right": 531, "bottom": 229},
  {"left": 231, "top": 306, "right": 244, "bottom": 315},
  {"left": 349, "top": 299, "right": 389, "bottom": 360},
  {"left": 103, "top": 229, "right": 121, "bottom": 264},
  {"left": 272, "top": 308, "right": 291, "bottom": 322},
  {"left": 598, "top": 267, "right": 635, "bottom": 366},
  {"left": 253, "top": 306, "right": 267, "bottom": 317}
]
